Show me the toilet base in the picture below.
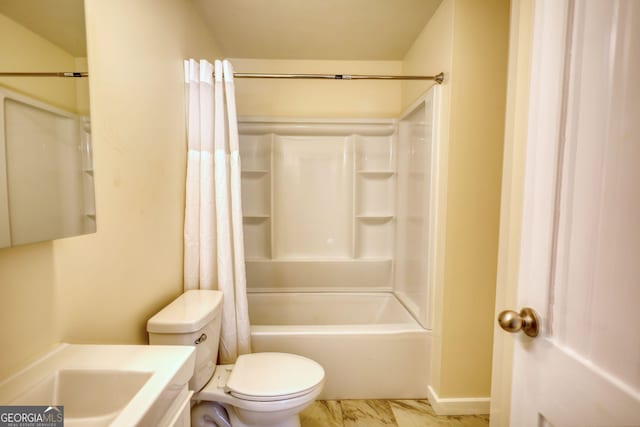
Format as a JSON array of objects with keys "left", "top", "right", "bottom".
[
  {"left": 226, "top": 406, "right": 301, "bottom": 427},
  {"left": 191, "top": 401, "right": 303, "bottom": 427}
]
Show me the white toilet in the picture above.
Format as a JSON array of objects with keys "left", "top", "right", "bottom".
[{"left": 147, "top": 290, "right": 325, "bottom": 427}]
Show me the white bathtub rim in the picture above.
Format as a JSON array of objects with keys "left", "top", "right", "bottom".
[
  {"left": 251, "top": 325, "right": 429, "bottom": 335},
  {"left": 247, "top": 290, "right": 400, "bottom": 297}
]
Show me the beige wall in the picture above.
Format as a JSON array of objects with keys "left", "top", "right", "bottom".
[
  {"left": 401, "top": 0, "right": 455, "bottom": 109},
  {"left": 0, "top": 13, "right": 84, "bottom": 113},
  {"left": 231, "top": 58, "right": 403, "bottom": 118},
  {"left": 0, "top": 0, "right": 222, "bottom": 379},
  {"left": 439, "top": 0, "right": 510, "bottom": 398},
  {"left": 403, "top": 0, "right": 510, "bottom": 399},
  {"left": 0, "top": 243, "right": 59, "bottom": 380}
]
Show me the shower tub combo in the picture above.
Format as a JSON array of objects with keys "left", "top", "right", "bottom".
[{"left": 239, "top": 90, "right": 438, "bottom": 399}]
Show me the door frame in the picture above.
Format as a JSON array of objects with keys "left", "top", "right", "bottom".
[{"left": 489, "top": 0, "right": 567, "bottom": 424}]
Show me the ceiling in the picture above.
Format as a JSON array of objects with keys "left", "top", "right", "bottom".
[
  {"left": 0, "top": 0, "right": 442, "bottom": 60},
  {"left": 193, "top": 0, "right": 443, "bottom": 60},
  {"left": 0, "top": 0, "right": 86, "bottom": 57}
]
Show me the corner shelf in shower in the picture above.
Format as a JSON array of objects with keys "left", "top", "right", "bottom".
[
  {"left": 354, "top": 141, "right": 396, "bottom": 260},
  {"left": 241, "top": 161, "right": 271, "bottom": 263}
]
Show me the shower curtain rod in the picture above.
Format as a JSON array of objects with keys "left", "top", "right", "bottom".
[
  {"left": 0, "top": 72, "right": 88, "bottom": 77},
  {"left": 221, "top": 72, "right": 444, "bottom": 84},
  {"left": 0, "top": 71, "right": 444, "bottom": 84}
]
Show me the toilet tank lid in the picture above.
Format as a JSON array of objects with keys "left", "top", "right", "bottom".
[{"left": 147, "top": 290, "right": 223, "bottom": 334}]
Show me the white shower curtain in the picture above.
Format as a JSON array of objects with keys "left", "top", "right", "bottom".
[{"left": 183, "top": 59, "right": 251, "bottom": 363}]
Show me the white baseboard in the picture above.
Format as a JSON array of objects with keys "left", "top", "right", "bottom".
[{"left": 427, "top": 385, "right": 490, "bottom": 415}]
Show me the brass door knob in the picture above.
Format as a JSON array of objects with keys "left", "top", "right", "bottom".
[{"left": 498, "top": 307, "right": 540, "bottom": 337}]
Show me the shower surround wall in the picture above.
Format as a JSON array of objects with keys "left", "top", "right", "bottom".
[
  {"left": 240, "top": 118, "right": 397, "bottom": 292},
  {"left": 395, "top": 91, "right": 439, "bottom": 330}
]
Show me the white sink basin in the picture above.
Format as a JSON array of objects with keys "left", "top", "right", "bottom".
[
  {"left": 0, "top": 344, "right": 196, "bottom": 426},
  {"left": 17, "top": 369, "right": 153, "bottom": 426}
]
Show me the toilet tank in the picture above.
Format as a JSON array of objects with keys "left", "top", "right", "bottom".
[{"left": 147, "top": 290, "right": 223, "bottom": 391}]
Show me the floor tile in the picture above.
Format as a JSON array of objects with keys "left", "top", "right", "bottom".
[
  {"left": 389, "top": 400, "right": 489, "bottom": 427},
  {"left": 341, "top": 399, "right": 398, "bottom": 427},
  {"left": 301, "top": 400, "right": 344, "bottom": 427},
  {"left": 389, "top": 400, "right": 436, "bottom": 427}
]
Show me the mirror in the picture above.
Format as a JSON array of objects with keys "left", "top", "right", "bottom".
[{"left": 0, "top": 0, "right": 95, "bottom": 248}]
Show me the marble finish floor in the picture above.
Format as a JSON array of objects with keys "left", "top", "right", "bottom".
[{"left": 301, "top": 400, "right": 489, "bottom": 427}]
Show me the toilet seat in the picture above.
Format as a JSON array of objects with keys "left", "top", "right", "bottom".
[{"left": 225, "top": 353, "right": 325, "bottom": 402}]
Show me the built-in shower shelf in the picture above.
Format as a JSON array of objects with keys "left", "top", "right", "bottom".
[
  {"left": 83, "top": 169, "right": 94, "bottom": 175},
  {"left": 241, "top": 169, "right": 269, "bottom": 175},
  {"left": 243, "top": 214, "right": 270, "bottom": 219}
]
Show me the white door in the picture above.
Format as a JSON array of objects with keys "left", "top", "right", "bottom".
[{"left": 503, "top": 0, "right": 640, "bottom": 425}]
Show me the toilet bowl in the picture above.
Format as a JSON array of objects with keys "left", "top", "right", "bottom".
[
  {"left": 196, "top": 354, "right": 324, "bottom": 427},
  {"left": 147, "top": 290, "right": 324, "bottom": 427}
]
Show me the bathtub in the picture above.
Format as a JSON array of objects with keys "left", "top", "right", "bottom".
[{"left": 248, "top": 292, "right": 431, "bottom": 400}]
